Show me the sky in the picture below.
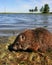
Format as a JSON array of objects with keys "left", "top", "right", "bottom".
[{"left": 0, "top": 0, "right": 52, "bottom": 13}]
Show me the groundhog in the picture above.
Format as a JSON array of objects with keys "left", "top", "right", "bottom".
[{"left": 8, "top": 28, "right": 52, "bottom": 52}]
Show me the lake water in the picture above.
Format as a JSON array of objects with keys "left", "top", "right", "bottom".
[{"left": 0, "top": 13, "right": 52, "bottom": 36}]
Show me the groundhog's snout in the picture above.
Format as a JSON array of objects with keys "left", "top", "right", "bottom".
[
  {"left": 8, "top": 44, "right": 14, "bottom": 51},
  {"left": 8, "top": 42, "right": 18, "bottom": 51},
  {"left": 8, "top": 42, "right": 23, "bottom": 51}
]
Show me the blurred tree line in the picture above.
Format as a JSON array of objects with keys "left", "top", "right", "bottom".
[{"left": 29, "top": 4, "right": 50, "bottom": 13}]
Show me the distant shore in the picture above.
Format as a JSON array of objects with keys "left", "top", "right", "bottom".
[{"left": 0, "top": 12, "right": 52, "bottom": 14}]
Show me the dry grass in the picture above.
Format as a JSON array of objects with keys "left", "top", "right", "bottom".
[{"left": 0, "top": 36, "right": 52, "bottom": 65}]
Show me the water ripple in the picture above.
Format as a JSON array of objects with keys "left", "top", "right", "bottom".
[{"left": 0, "top": 14, "right": 52, "bottom": 36}]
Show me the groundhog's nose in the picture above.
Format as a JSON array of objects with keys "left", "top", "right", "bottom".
[{"left": 8, "top": 44, "right": 14, "bottom": 51}]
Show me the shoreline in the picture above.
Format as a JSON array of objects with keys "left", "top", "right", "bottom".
[
  {"left": 0, "top": 27, "right": 52, "bottom": 36},
  {"left": 0, "top": 12, "right": 52, "bottom": 14}
]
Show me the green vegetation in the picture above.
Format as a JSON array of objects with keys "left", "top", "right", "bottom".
[
  {"left": 0, "top": 36, "right": 52, "bottom": 65},
  {"left": 34, "top": 6, "right": 38, "bottom": 12},
  {"left": 40, "top": 4, "right": 50, "bottom": 13},
  {"left": 29, "top": 9, "right": 34, "bottom": 12},
  {"left": 29, "top": 6, "right": 38, "bottom": 13},
  {"left": 29, "top": 4, "right": 50, "bottom": 13},
  {"left": 40, "top": 6, "right": 44, "bottom": 13}
]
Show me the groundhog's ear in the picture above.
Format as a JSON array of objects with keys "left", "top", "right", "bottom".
[{"left": 20, "top": 34, "right": 25, "bottom": 41}]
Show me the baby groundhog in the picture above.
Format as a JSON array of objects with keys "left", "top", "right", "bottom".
[{"left": 8, "top": 28, "right": 52, "bottom": 52}]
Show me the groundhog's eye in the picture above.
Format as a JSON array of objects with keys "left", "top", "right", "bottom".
[{"left": 20, "top": 35, "right": 25, "bottom": 41}]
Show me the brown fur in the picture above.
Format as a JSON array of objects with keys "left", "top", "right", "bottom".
[{"left": 9, "top": 28, "right": 52, "bottom": 52}]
